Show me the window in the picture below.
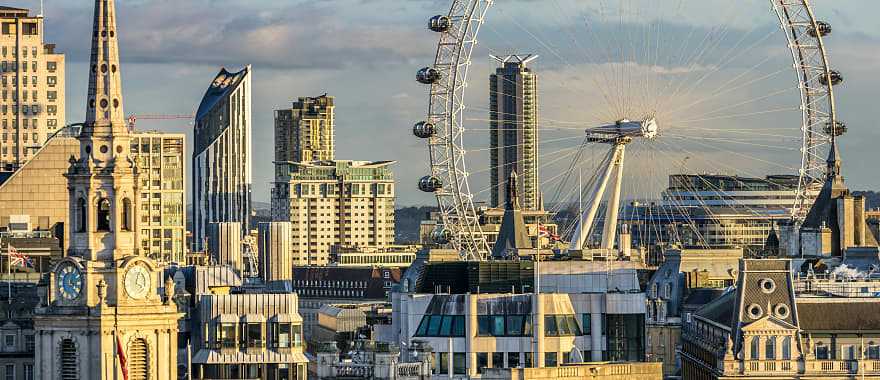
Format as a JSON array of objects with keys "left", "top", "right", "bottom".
[
  {"left": 492, "top": 352, "right": 504, "bottom": 368},
  {"left": 545, "top": 315, "right": 558, "bottom": 336},
  {"left": 782, "top": 336, "right": 791, "bottom": 360},
  {"left": 476, "top": 352, "right": 488, "bottom": 374},
  {"left": 97, "top": 198, "right": 111, "bottom": 231},
  {"left": 765, "top": 336, "right": 776, "bottom": 360},
  {"left": 60, "top": 338, "right": 78, "bottom": 380},
  {"left": 508, "top": 352, "right": 520, "bottom": 368},
  {"left": 77, "top": 198, "right": 87, "bottom": 232},
  {"left": 414, "top": 315, "right": 465, "bottom": 337},
  {"left": 128, "top": 338, "right": 148, "bottom": 380},
  {"left": 24, "top": 364, "right": 33, "bottom": 380},
  {"left": 582, "top": 314, "right": 592, "bottom": 335},
  {"left": 815, "top": 343, "right": 829, "bottom": 360},
  {"left": 122, "top": 198, "right": 132, "bottom": 231},
  {"left": 3, "top": 334, "right": 13, "bottom": 348},
  {"left": 245, "top": 323, "right": 263, "bottom": 348},
  {"left": 275, "top": 323, "right": 291, "bottom": 348},
  {"left": 4, "top": 364, "right": 12, "bottom": 380},
  {"left": 545, "top": 352, "right": 558, "bottom": 367},
  {"left": 438, "top": 352, "right": 449, "bottom": 374},
  {"left": 453, "top": 353, "right": 466, "bottom": 375},
  {"left": 47, "top": 61, "right": 56, "bottom": 72},
  {"left": 868, "top": 343, "right": 880, "bottom": 360},
  {"left": 842, "top": 345, "right": 856, "bottom": 360},
  {"left": 25, "top": 334, "right": 34, "bottom": 352},
  {"left": 219, "top": 323, "right": 236, "bottom": 349},
  {"left": 750, "top": 337, "right": 760, "bottom": 360}
]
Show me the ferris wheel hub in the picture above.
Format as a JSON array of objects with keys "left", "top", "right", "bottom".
[{"left": 585, "top": 117, "right": 659, "bottom": 144}]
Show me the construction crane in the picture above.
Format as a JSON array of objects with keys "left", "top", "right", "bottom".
[{"left": 127, "top": 114, "right": 194, "bottom": 132}]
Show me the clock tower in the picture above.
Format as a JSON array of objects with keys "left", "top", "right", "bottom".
[{"left": 33, "top": 1, "right": 182, "bottom": 379}]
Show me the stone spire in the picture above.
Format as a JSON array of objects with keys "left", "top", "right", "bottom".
[
  {"left": 491, "top": 171, "right": 533, "bottom": 260},
  {"left": 83, "top": 0, "right": 126, "bottom": 137}
]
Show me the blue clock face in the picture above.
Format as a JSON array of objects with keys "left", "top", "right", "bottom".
[{"left": 58, "top": 265, "right": 83, "bottom": 300}]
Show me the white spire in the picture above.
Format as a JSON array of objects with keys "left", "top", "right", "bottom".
[{"left": 83, "top": 0, "right": 126, "bottom": 137}]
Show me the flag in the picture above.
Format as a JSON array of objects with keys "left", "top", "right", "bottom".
[
  {"left": 8, "top": 246, "right": 33, "bottom": 268},
  {"left": 116, "top": 333, "right": 129, "bottom": 380},
  {"left": 538, "top": 224, "right": 560, "bottom": 241}
]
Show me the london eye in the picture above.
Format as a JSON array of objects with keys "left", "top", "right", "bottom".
[{"left": 414, "top": 0, "right": 842, "bottom": 260}]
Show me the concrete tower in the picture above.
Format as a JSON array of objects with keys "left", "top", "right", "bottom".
[
  {"left": 489, "top": 54, "right": 540, "bottom": 210},
  {"left": 33, "top": 1, "right": 182, "bottom": 379}
]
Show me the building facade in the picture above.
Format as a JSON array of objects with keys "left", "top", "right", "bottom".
[
  {"left": 0, "top": 283, "right": 37, "bottom": 380},
  {"left": 193, "top": 66, "right": 252, "bottom": 252},
  {"left": 392, "top": 259, "right": 647, "bottom": 379},
  {"left": 0, "top": 127, "right": 186, "bottom": 258},
  {"left": 33, "top": 1, "right": 182, "bottom": 379},
  {"left": 191, "top": 293, "right": 308, "bottom": 380},
  {"left": 130, "top": 132, "right": 185, "bottom": 263},
  {"left": 489, "top": 55, "right": 539, "bottom": 210},
  {"left": 0, "top": 6, "right": 65, "bottom": 172},
  {"left": 272, "top": 160, "right": 396, "bottom": 266},
  {"left": 275, "top": 95, "right": 335, "bottom": 164}
]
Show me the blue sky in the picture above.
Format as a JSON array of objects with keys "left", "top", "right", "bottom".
[{"left": 12, "top": 1, "right": 880, "bottom": 205}]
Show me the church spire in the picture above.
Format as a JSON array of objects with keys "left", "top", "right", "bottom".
[
  {"left": 83, "top": 0, "right": 126, "bottom": 136},
  {"left": 827, "top": 135, "right": 842, "bottom": 179}
]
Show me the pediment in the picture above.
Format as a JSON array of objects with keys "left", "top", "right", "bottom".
[{"left": 742, "top": 315, "right": 797, "bottom": 332}]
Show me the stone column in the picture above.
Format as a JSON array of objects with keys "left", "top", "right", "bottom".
[{"left": 591, "top": 295, "right": 604, "bottom": 361}]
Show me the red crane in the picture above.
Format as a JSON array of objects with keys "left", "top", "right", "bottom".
[{"left": 127, "top": 114, "right": 194, "bottom": 132}]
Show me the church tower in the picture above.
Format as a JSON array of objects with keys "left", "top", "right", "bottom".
[{"left": 33, "top": 1, "right": 182, "bottom": 379}]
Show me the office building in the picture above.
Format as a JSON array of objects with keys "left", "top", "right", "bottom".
[
  {"left": 489, "top": 54, "right": 539, "bottom": 210},
  {"left": 391, "top": 258, "right": 647, "bottom": 378},
  {"left": 191, "top": 293, "right": 308, "bottom": 380},
  {"left": 275, "top": 95, "right": 334, "bottom": 163},
  {"left": 193, "top": 65, "right": 252, "bottom": 252},
  {"left": 329, "top": 244, "right": 419, "bottom": 267},
  {"left": 33, "top": 0, "right": 182, "bottom": 378},
  {"left": 291, "top": 266, "right": 403, "bottom": 337},
  {"left": 130, "top": 131, "right": 186, "bottom": 263},
  {"left": 0, "top": 126, "right": 78, "bottom": 242},
  {"left": 272, "top": 160, "right": 396, "bottom": 266},
  {"left": 259, "top": 221, "right": 294, "bottom": 284},
  {"left": 0, "top": 6, "right": 66, "bottom": 172}
]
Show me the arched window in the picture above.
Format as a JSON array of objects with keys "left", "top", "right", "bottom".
[
  {"left": 750, "top": 336, "right": 760, "bottom": 360},
  {"left": 76, "top": 198, "right": 87, "bottom": 233},
  {"left": 782, "top": 336, "right": 791, "bottom": 360},
  {"left": 121, "top": 198, "right": 132, "bottom": 231},
  {"left": 766, "top": 336, "right": 776, "bottom": 359},
  {"left": 128, "top": 338, "right": 149, "bottom": 380},
  {"left": 97, "top": 198, "right": 111, "bottom": 232},
  {"left": 60, "top": 338, "right": 78, "bottom": 380}
]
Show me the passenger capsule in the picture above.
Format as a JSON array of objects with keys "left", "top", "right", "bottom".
[
  {"left": 429, "top": 15, "right": 452, "bottom": 33},
  {"left": 808, "top": 21, "right": 832, "bottom": 38},
  {"left": 824, "top": 121, "right": 847, "bottom": 136},
  {"left": 413, "top": 121, "right": 436, "bottom": 138},
  {"left": 419, "top": 176, "right": 443, "bottom": 193},
  {"left": 416, "top": 67, "right": 441, "bottom": 85},
  {"left": 431, "top": 227, "right": 452, "bottom": 244},
  {"left": 819, "top": 70, "right": 843, "bottom": 86}
]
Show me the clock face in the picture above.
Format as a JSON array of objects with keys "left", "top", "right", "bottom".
[
  {"left": 124, "top": 265, "right": 151, "bottom": 300},
  {"left": 57, "top": 264, "right": 83, "bottom": 301}
]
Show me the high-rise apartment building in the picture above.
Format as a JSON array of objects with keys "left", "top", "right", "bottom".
[
  {"left": 130, "top": 131, "right": 186, "bottom": 263},
  {"left": 489, "top": 55, "right": 539, "bottom": 210},
  {"left": 0, "top": 7, "right": 66, "bottom": 172},
  {"left": 275, "top": 94, "right": 335, "bottom": 163},
  {"left": 271, "top": 160, "right": 396, "bottom": 266},
  {"left": 193, "top": 66, "right": 252, "bottom": 252}
]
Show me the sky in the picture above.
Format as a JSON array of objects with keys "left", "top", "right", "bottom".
[{"left": 11, "top": 0, "right": 880, "bottom": 206}]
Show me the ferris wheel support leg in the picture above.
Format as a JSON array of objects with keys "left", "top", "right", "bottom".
[
  {"left": 569, "top": 145, "right": 621, "bottom": 251},
  {"left": 601, "top": 146, "right": 626, "bottom": 251}
]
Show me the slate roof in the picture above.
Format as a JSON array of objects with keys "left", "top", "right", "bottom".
[
  {"left": 693, "top": 289, "right": 736, "bottom": 328},
  {"left": 796, "top": 300, "right": 880, "bottom": 331}
]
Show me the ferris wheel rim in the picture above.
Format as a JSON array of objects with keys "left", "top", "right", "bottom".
[{"left": 419, "top": 0, "right": 839, "bottom": 260}]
